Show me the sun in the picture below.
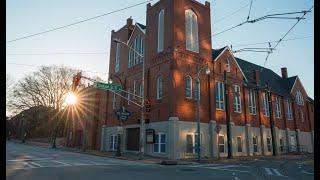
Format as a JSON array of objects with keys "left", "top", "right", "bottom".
[{"left": 65, "top": 92, "right": 77, "bottom": 105}]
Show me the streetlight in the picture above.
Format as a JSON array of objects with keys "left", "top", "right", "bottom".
[
  {"left": 113, "top": 38, "right": 145, "bottom": 158},
  {"left": 195, "top": 64, "right": 211, "bottom": 161}
]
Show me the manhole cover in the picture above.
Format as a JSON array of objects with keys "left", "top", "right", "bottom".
[{"left": 179, "top": 168, "right": 198, "bottom": 172}]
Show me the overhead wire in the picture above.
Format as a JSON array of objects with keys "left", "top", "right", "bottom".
[
  {"left": 7, "top": 62, "right": 109, "bottom": 75},
  {"left": 261, "top": 5, "right": 313, "bottom": 70},
  {"left": 7, "top": 0, "right": 153, "bottom": 43}
]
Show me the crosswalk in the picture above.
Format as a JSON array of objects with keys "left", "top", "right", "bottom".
[
  {"left": 183, "top": 163, "right": 289, "bottom": 178},
  {"left": 263, "top": 167, "right": 287, "bottom": 177},
  {"left": 6, "top": 158, "right": 135, "bottom": 171}
]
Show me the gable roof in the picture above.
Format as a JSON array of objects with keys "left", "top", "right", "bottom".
[
  {"left": 136, "top": 23, "right": 146, "bottom": 30},
  {"left": 212, "top": 46, "right": 227, "bottom": 60},
  {"left": 307, "top": 97, "right": 314, "bottom": 104},
  {"left": 211, "top": 47, "right": 304, "bottom": 97},
  {"left": 127, "top": 22, "right": 146, "bottom": 43}
]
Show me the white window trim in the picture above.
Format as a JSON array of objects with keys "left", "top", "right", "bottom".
[
  {"left": 237, "top": 136, "right": 243, "bottom": 152},
  {"left": 218, "top": 134, "right": 226, "bottom": 154},
  {"left": 226, "top": 58, "right": 231, "bottom": 72},
  {"left": 186, "top": 133, "right": 202, "bottom": 154},
  {"left": 275, "top": 96, "right": 282, "bottom": 118},
  {"left": 248, "top": 89, "right": 257, "bottom": 115},
  {"left": 110, "top": 135, "right": 118, "bottom": 151},
  {"left": 216, "top": 81, "right": 225, "bottom": 110},
  {"left": 266, "top": 137, "right": 272, "bottom": 152},
  {"left": 233, "top": 85, "right": 241, "bottom": 113},
  {"left": 263, "top": 93, "right": 270, "bottom": 117},
  {"left": 185, "top": 9, "right": 199, "bottom": 53},
  {"left": 154, "top": 132, "right": 166, "bottom": 153},
  {"left": 115, "top": 43, "right": 120, "bottom": 72},
  {"left": 300, "top": 109, "right": 304, "bottom": 122},
  {"left": 157, "top": 9, "right": 164, "bottom": 53},
  {"left": 252, "top": 135, "right": 258, "bottom": 153}
]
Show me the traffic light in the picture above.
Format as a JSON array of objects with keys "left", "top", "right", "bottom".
[
  {"left": 145, "top": 99, "right": 151, "bottom": 112},
  {"left": 72, "top": 72, "right": 82, "bottom": 91}
]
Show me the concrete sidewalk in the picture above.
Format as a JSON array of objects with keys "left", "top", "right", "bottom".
[{"left": 8, "top": 138, "right": 312, "bottom": 165}]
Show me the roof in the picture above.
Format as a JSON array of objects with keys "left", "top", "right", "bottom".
[
  {"left": 307, "top": 97, "right": 314, "bottom": 104},
  {"left": 211, "top": 48, "right": 298, "bottom": 97},
  {"left": 136, "top": 23, "right": 146, "bottom": 30},
  {"left": 212, "top": 47, "right": 226, "bottom": 60}
]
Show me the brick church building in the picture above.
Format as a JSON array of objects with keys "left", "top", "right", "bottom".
[{"left": 70, "top": 0, "right": 314, "bottom": 159}]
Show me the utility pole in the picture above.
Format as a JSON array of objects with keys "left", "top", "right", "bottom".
[
  {"left": 224, "top": 70, "right": 233, "bottom": 159},
  {"left": 266, "top": 84, "right": 277, "bottom": 156},
  {"left": 196, "top": 78, "right": 201, "bottom": 161}
]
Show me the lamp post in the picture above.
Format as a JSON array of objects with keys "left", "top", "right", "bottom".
[
  {"left": 113, "top": 38, "right": 145, "bottom": 158},
  {"left": 195, "top": 64, "right": 211, "bottom": 161}
]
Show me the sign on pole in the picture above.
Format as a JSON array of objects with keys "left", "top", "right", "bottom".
[{"left": 94, "top": 82, "right": 122, "bottom": 92}]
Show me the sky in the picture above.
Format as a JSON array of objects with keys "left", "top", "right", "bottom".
[{"left": 6, "top": 0, "right": 314, "bottom": 98}]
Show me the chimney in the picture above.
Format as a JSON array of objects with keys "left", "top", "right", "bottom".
[
  {"left": 253, "top": 69, "right": 260, "bottom": 85},
  {"left": 126, "top": 16, "right": 133, "bottom": 26},
  {"left": 281, "top": 67, "right": 288, "bottom": 79}
]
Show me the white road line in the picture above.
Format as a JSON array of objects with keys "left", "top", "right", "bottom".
[
  {"left": 51, "top": 160, "right": 71, "bottom": 166},
  {"left": 23, "top": 162, "right": 35, "bottom": 168},
  {"left": 7, "top": 158, "right": 53, "bottom": 162},
  {"left": 301, "top": 170, "right": 313, "bottom": 175},
  {"left": 264, "top": 168, "right": 273, "bottom": 175},
  {"left": 206, "top": 167, "right": 250, "bottom": 173},
  {"left": 272, "top": 168, "right": 283, "bottom": 176},
  {"left": 29, "top": 162, "right": 42, "bottom": 167}
]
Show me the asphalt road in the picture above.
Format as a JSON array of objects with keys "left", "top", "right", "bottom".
[{"left": 6, "top": 141, "right": 314, "bottom": 180}]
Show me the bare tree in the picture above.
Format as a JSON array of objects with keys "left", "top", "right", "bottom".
[
  {"left": 6, "top": 74, "right": 16, "bottom": 117},
  {"left": 8, "top": 65, "right": 83, "bottom": 113}
]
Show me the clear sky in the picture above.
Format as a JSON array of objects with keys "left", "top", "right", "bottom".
[{"left": 6, "top": 0, "right": 314, "bottom": 98}]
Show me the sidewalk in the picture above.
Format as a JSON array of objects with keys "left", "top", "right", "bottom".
[{"left": 8, "top": 139, "right": 313, "bottom": 165}]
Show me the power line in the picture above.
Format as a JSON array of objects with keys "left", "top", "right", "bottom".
[
  {"left": 214, "top": 0, "right": 251, "bottom": 24},
  {"left": 246, "top": 0, "right": 254, "bottom": 21},
  {"left": 261, "top": 5, "right": 313, "bottom": 70},
  {"left": 7, "top": 63, "right": 109, "bottom": 75},
  {"left": 232, "top": 35, "right": 312, "bottom": 47},
  {"left": 7, "top": 0, "right": 153, "bottom": 43},
  {"left": 6, "top": 52, "right": 108, "bottom": 56}
]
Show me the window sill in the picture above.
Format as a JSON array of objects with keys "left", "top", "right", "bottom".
[
  {"left": 234, "top": 111, "right": 242, "bottom": 114},
  {"left": 216, "top": 108, "right": 225, "bottom": 111}
]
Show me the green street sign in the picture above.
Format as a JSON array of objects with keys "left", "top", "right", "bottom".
[{"left": 94, "top": 82, "right": 122, "bottom": 92}]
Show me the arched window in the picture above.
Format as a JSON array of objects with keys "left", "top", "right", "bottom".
[
  {"left": 185, "top": 75, "right": 192, "bottom": 98},
  {"left": 194, "top": 78, "right": 200, "bottom": 100},
  {"left": 156, "top": 76, "right": 163, "bottom": 99},
  {"left": 296, "top": 91, "right": 304, "bottom": 105},
  {"left": 185, "top": 9, "right": 199, "bottom": 53},
  {"left": 157, "top": 9, "right": 164, "bottom": 52}
]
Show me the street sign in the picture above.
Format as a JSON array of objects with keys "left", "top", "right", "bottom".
[
  {"left": 94, "top": 82, "right": 122, "bottom": 92},
  {"left": 115, "top": 107, "right": 131, "bottom": 121}
]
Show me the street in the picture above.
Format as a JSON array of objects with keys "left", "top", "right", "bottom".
[{"left": 6, "top": 141, "right": 314, "bottom": 180}]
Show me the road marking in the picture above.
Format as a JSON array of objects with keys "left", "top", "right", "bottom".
[
  {"left": 29, "top": 162, "right": 42, "bottom": 167},
  {"left": 7, "top": 158, "right": 53, "bottom": 162},
  {"left": 263, "top": 168, "right": 288, "bottom": 177},
  {"left": 23, "top": 162, "right": 36, "bottom": 168},
  {"left": 301, "top": 170, "right": 313, "bottom": 175},
  {"left": 51, "top": 160, "right": 71, "bottom": 166},
  {"left": 206, "top": 167, "right": 250, "bottom": 173}
]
